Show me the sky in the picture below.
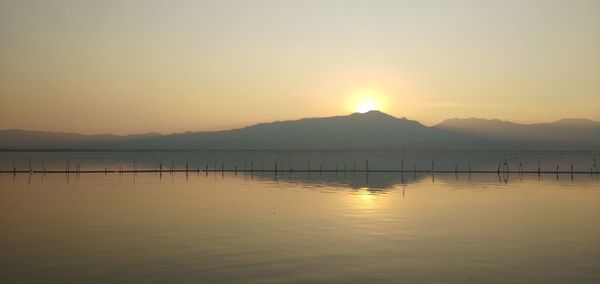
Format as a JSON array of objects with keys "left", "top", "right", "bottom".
[{"left": 1, "top": 0, "right": 599, "bottom": 135}]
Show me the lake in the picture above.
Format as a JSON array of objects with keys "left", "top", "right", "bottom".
[{"left": 1, "top": 151, "right": 599, "bottom": 283}]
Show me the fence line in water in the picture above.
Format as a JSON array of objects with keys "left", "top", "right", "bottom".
[{"left": 1, "top": 158, "right": 598, "bottom": 175}]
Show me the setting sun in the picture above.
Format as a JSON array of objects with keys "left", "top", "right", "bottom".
[
  {"left": 357, "top": 97, "right": 378, "bottom": 113},
  {"left": 348, "top": 89, "right": 387, "bottom": 113}
]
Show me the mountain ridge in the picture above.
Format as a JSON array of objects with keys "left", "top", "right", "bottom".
[
  {"left": 1, "top": 111, "right": 599, "bottom": 150},
  {"left": 435, "top": 117, "right": 600, "bottom": 143}
]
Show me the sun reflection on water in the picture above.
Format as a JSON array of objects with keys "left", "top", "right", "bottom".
[{"left": 352, "top": 187, "right": 385, "bottom": 209}]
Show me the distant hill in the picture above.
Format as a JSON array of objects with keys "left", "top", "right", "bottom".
[
  {"left": 130, "top": 111, "right": 473, "bottom": 150},
  {"left": 0, "top": 129, "right": 161, "bottom": 149},
  {"left": 435, "top": 118, "right": 600, "bottom": 144},
  {"left": 1, "top": 111, "right": 599, "bottom": 150}
]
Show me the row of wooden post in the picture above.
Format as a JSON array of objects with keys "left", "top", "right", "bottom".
[{"left": 3, "top": 157, "right": 600, "bottom": 175}]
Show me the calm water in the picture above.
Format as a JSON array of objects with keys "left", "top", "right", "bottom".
[{"left": 1, "top": 152, "right": 600, "bottom": 283}]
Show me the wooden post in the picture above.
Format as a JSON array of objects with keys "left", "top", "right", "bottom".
[
  {"left": 414, "top": 163, "right": 417, "bottom": 179},
  {"left": 519, "top": 163, "right": 522, "bottom": 175},
  {"left": 571, "top": 164, "right": 574, "bottom": 177},
  {"left": 401, "top": 146, "right": 405, "bottom": 173}
]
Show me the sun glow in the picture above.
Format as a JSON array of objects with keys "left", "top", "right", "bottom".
[
  {"left": 348, "top": 89, "right": 387, "bottom": 113},
  {"left": 357, "top": 97, "right": 379, "bottom": 113},
  {"left": 348, "top": 187, "right": 390, "bottom": 210},
  {"left": 356, "top": 188, "right": 377, "bottom": 204}
]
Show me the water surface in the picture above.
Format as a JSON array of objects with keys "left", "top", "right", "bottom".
[{"left": 1, "top": 152, "right": 600, "bottom": 283}]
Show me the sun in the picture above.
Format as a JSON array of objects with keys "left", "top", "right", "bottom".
[
  {"left": 345, "top": 88, "right": 388, "bottom": 114},
  {"left": 357, "top": 96, "right": 379, "bottom": 113}
]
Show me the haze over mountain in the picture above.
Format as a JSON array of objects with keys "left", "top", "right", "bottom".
[
  {"left": 1, "top": 111, "right": 598, "bottom": 150},
  {"left": 436, "top": 118, "right": 600, "bottom": 144}
]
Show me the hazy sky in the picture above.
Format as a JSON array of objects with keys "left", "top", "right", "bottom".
[{"left": 1, "top": 0, "right": 599, "bottom": 134}]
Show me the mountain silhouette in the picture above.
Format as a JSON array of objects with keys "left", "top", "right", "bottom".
[
  {"left": 435, "top": 117, "right": 600, "bottom": 144},
  {"left": 1, "top": 111, "right": 598, "bottom": 150},
  {"left": 121, "top": 111, "right": 471, "bottom": 150}
]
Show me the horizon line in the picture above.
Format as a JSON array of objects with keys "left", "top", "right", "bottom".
[{"left": 1, "top": 110, "right": 598, "bottom": 137}]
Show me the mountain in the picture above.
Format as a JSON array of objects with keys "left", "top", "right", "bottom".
[
  {"left": 127, "top": 111, "right": 473, "bottom": 150},
  {"left": 0, "top": 130, "right": 161, "bottom": 149},
  {"left": 0, "top": 111, "right": 473, "bottom": 150},
  {"left": 435, "top": 118, "right": 600, "bottom": 144},
  {"left": 1, "top": 111, "right": 599, "bottom": 150}
]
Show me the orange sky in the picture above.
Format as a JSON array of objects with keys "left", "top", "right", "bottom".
[{"left": 1, "top": 0, "right": 599, "bottom": 134}]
